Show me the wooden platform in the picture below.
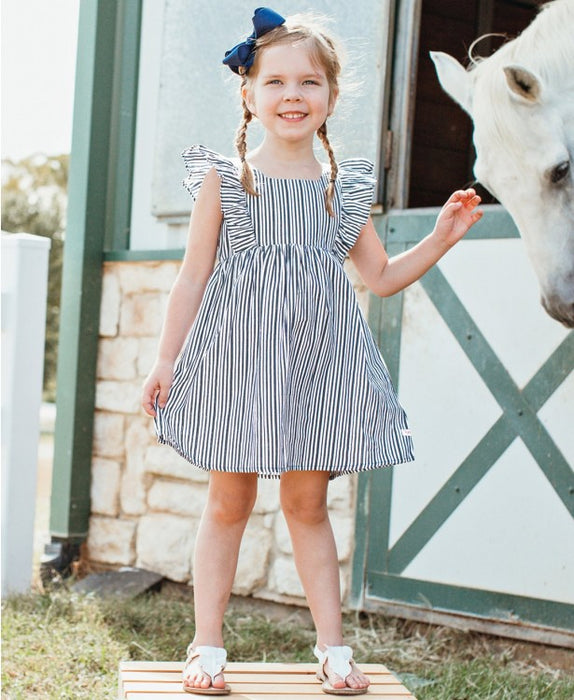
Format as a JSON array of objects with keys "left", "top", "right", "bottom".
[{"left": 118, "top": 662, "right": 417, "bottom": 699}]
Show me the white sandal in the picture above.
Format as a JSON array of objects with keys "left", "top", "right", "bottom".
[
  {"left": 314, "top": 644, "right": 368, "bottom": 695},
  {"left": 182, "top": 645, "right": 231, "bottom": 695}
]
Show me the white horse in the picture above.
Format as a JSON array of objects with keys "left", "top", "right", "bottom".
[{"left": 431, "top": 0, "right": 574, "bottom": 327}]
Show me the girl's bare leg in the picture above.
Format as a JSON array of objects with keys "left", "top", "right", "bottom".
[
  {"left": 185, "top": 472, "right": 258, "bottom": 691},
  {"left": 280, "top": 471, "right": 369, "bottom": 691}
]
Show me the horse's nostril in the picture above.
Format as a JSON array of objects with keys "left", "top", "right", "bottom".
[{"left": 541, "top": 296, "right": 574, "bottom": 328}]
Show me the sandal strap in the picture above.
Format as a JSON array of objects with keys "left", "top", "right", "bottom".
[
  {"left": 184, "top": 644, "right": 227, "bottom": 681},
  {"left": 314, "top": 644, "right": 353, "bottom": 680}
]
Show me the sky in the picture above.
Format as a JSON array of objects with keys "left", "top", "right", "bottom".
[{"left": 1, "top": 0, "right": 79, "bottom": 161}]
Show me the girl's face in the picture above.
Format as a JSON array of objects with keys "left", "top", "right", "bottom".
[{"left": 243, "top": 40, "right": 337, "bottom": 147}]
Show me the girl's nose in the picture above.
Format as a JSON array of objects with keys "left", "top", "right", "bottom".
[{"left": 283, "top": 84, "right": 302, "bottom": 101}]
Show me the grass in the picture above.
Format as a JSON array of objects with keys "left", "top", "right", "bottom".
[{"left": 2, "top": 584, "right": 573, "bottom": 699}]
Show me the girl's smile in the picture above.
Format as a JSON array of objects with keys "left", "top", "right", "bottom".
[{"left": 279, "top": 112, "right": 308, "bottom": 121}]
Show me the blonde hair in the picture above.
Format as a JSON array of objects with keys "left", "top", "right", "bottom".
[{"left": 234, "top": 14, "right": 342, "bottom": 216}]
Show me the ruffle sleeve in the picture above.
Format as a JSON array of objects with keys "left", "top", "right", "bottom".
[
  {"left": 182, "top": 145, "right": 254, "bottom": 252},
  {"left": 334, "top": 158, "right": 377, "bottom": 260},
  {"left": 182, "top": 144, "right": 236, "bottom": 200}
]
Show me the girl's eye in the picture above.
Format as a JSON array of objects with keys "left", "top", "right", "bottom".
[
  {"left": 303, "top": 80, "right": 319, "bottom": 86},
  {"left": 267, "top": 79, "right": 282, "bottom": 85}
]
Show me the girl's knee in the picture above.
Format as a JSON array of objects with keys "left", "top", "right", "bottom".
[
  {"left": 208, "top": 494, "right": 255, "bottom": 525},
  {"left": 207, "top": 474, "right": 257, "bottom": 524},
  {"left": 280, "top": 475, "right": 329, "bottom": 526},
  {"left": 282, "top": 497, "right": 328, "bottom": 525}
]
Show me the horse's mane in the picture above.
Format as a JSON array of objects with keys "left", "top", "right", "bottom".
[
  {"left": 468, "top": 0, "right": 574, "bottom": 151},
  {"left": 471, "top": 0, "right": 574, "bottom": 82}
]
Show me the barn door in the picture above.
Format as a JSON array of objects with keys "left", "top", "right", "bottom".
[{"left": 352, "top": 208, "right": 574, "bottom": 642}]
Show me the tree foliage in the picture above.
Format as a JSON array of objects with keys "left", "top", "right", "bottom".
[{"left": 1, "top": 154, "right": 69, "bottom": 402}]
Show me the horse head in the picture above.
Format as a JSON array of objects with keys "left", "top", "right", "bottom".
[{"left": 430, "top": 39, "right": 574, "bottom": 328}]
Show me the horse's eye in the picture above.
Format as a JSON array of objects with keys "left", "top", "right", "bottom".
[{"left": 550, "top": 160, "right": 570, "bottom": 184}]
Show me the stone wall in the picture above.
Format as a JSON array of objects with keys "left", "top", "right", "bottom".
[{"left": 88, "top": 259, "right": 370, "bottom": 606}]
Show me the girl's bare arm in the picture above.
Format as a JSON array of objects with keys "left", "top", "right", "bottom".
[
  {"left": 350, "top": 189, "right": 482, "bottom": 297},
  {"left": 142, "top": 168, "right": 222, "bottom": 417}
]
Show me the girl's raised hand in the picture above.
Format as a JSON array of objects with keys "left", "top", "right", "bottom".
[
  {"left": 433, "top": 189, "right": 483, "bottom": 248},
  {"left": 141, "top": 361, "right": 174, "bottom": 417}
]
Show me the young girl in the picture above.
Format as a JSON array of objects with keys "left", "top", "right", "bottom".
[{"left": 142, "top": 7, "right": 482, "bottom": 695}]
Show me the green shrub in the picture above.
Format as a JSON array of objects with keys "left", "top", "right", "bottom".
[{"left": 1, "top": 154, "right": 68, "bottom": 402}]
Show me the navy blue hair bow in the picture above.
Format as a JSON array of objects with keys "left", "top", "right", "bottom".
[{"left": 223, "top": 7, "right": 286, "bottom": 74}]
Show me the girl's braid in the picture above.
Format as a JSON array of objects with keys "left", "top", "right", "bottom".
[
  {"left": 317, "top": 121, "right": 338, "bottom": 217},
  {"left": 235, "top": 84, "right": 258, "bottom": 196}
]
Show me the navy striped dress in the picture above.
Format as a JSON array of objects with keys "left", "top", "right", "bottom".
[{"left": 155, "top": 145, "right": 414, "bottom": 478}]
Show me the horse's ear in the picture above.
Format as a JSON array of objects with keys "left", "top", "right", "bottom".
[
  {"left": 430, "top": 51, "right": 473, "bottom": 115},
  {"left": 503, "top": 65, "right": 541, "bottom": 103}
]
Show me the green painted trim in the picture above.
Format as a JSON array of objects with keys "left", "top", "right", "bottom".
[
  {"left": 368, "top": 287, "right": 404, "bottom": 387},
  {"left": 385, "top": 205, "right": 519, "bottom": 244},
  {"left": 364, "top": 240, "right": 408, "bottom": 573},
  {"left": 351, "top": 216, "right": 402, "bottom": 605},
  {"left": 351, "top": 233, "right": 408, "bottom": 603},
  {"left": 367, "top": 573, "right": 574, "bottom": 632},
  {"left": 104, "top": 248, "right": 185, "bottom": 262},
  {"left": 51, "top": 1, "right": 118, "bottom": 539},
  {"left": 421, "top": 267, "right": 573, "bottom": 516},
  {"left": 102, "top": 206, "right": 516, "bottom": 260},
  {"left": 105, "top": 0, "right": 142, "bottom": 251},
  {"left": 523, "top": 333, "right": 574, "bottom": 515},
  {"left": 365, "top": 467, "right": 394, "bottom": 574},
  {"left": 349, "top": 471, "right": 371, "bottom": 607},
  {"left": 420, "top": 266, "right": 530, "bottom": 417},
  {"left": 387, "top": 273, "right": 573, "bottom": 571},
  {"left": 371, "top": 214, "right": 386, "bottom": 241},
  {"left": 523, "top": 332, "right": 574, "bottom": 406},
  {"left": 50, "top": 1, "right": 142, "bottom": 540}
]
